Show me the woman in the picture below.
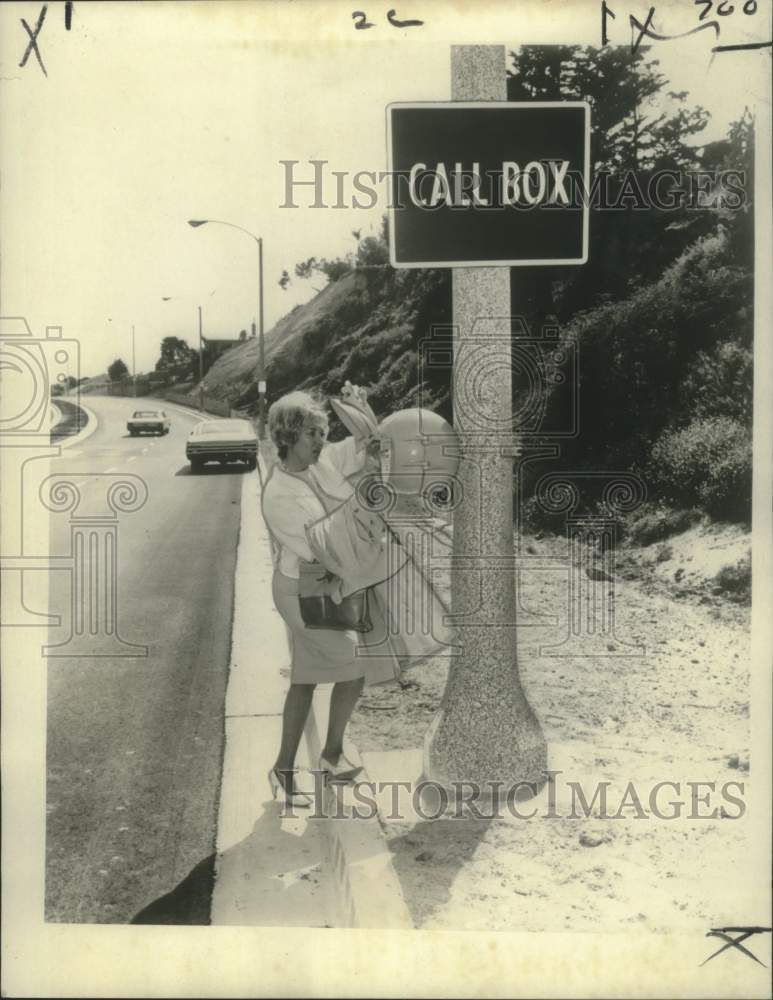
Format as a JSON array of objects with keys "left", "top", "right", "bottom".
[{"left": 261, "top": 384, "right": 382, "bottom": 807}]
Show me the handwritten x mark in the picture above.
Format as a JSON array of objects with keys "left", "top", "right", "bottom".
[
  {"left": 19, "top": 4, "right": 48, "bottom": 77},
  {"left": 701, "top": 926, "right": 772, "bottom": 967},
  {"left": 629, "top": 7, "right": 719, "bottom": 54}
]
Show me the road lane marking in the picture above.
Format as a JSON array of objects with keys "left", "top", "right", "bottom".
[
  {"left": 104, "top": 467, "right": 118, "bottom": 473},
  {"left": 127, "top": 456, "right": 136, "bottom": 462}
]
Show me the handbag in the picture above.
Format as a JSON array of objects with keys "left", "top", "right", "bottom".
[{"left": 298, "top": 560, "right": 373, "bottom": 633}]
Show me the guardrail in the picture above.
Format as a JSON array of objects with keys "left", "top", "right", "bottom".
[
  {"left": 163, "top": 392, "right": 258, "bottom": 430},
  {"left": 163, "top": 389, "right": 232, "bottom": 417},
  {"left": 75, "top": 382, "right": 252, "bottom": 423}
]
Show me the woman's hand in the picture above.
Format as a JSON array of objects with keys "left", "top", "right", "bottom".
[
  {"left": 363, "top": 433, "right": 383, "bottom": 471},
  {"left": 340, "top": 381, "right": 369, "bottom": 406},
  {"left": 337, "top": 381, "right": 379, "bottom": 453},
  {"left": 340, "top": 382, "right": 377, "bottom": 423},
  {"left": 365, "top": 434, "right": 382, "bottom": 459}
]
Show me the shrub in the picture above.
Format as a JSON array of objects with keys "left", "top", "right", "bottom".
[
  {"left": 622, "top": 502, "right": 702, "bottom": 545},
  {"left": 649, "top": 416, "right": 751, "bottom": 522},
  {"left": 713, "top": 552, "right": 751, "bottom": 603},
  {"left": 545, "top": 228, "right": 753, "bottom": 472},
  {"left": 679, "top": 340, "right": 753, "bottom": 425},
  {"left": 518, "top": 494, "right": 570, "bottom": 536}
]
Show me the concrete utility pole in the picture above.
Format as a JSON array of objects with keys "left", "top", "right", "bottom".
[
  {"left": 257, "top": 236, "right": 266, "bottom": 441},
  {"left": 423, "top": 46, "right": 547, "bottom": 796}
]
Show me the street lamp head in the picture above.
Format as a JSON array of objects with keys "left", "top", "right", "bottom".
[{"left": 188, "top": 220, "right": 209, "bottom": 228}]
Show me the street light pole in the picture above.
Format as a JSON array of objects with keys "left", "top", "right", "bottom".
[
  {"left": 198, "top": 305, "right": 204, "bottom": 411},
  {"left": 131, "top": 324, "right": 136, "bottom": 397},
  {"left": 188, "top": 218, "right": 266, "bottom": 439}
]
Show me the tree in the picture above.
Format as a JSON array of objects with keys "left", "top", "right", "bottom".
[
  {"left": 155, "top": 336, "right": 195, "bottom": 373},
  {"left": 292, "top": 222, "right": 390, "bottom": 291},
  {"left": 108, "top": 358, "right": 129, "bottom": 382},
  {"left": 506, "top": 45, "right": 714, "bottom": 330},
  {"left": 507, "top": 46, "right": 708, "bottom": 172},
  {"left": 294, "top": 257, "right": 320, "bottom": 281},
  {"left": 295, "top": 255, "right": 353, "bottom": 286}
]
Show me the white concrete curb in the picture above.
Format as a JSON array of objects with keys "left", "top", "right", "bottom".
[
  {"left": 54, "top": 397, "right": 100, "bottom": 450},
  {"left": 211, "top": 469, "right": 337, "bottom": 927},
  {"left": 303, "top": 692, "right": 414, "bottom": 929},
  {"left": 49, "top": 401, "right": 64, "bottom": 429},
  {"left": 215, "top": 451, "right": 413, "bottom": 928}
]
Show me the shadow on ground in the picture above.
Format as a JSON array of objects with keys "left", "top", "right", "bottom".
[
  {"left": 386, "top": 817, "right": 492, "bottom": 926},
  {"left": 174, "top": 465, "right": 252, "bottom": 477},
  {"left": 130, "top": 854, "right": 216, "bottom": 924},
  {"left": 130, "top": 803, "right": 336, "bottom": 927}
]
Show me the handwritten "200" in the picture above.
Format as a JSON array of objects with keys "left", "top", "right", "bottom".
[{"left": 694, "top": 0, "right": 758, "bottom": 17}]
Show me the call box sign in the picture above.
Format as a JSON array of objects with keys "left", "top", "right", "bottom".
[{"left": 387, "top": 102, "right": 590, "bottom": 267}]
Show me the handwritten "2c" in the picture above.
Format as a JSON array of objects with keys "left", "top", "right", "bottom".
[{"left": 352, "top": 9, "right": 425, "bottom": 30}]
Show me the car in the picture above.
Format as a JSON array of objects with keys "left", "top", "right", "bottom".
[
  {"left": 127, "top": 409, "right": 170, "bottom": 436},
  {"left": 186, "top": 417, "right": 258, "bottom": 472}
]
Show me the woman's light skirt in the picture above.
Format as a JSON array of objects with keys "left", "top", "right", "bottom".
[{"left": 272, "top": 570, "right": 366, "bottom": 684}]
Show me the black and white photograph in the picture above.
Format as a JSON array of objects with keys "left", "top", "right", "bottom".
[{"left": 1, "top": 1, "right": 771, "bottom": 996}]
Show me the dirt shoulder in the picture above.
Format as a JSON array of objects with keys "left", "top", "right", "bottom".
[{"left": 348, "top": 521, "right": 753, "bottom": 932}]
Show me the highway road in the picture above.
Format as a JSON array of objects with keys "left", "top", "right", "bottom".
[{"left": 45, "top": 396, "right": 246, "bottom": 923}]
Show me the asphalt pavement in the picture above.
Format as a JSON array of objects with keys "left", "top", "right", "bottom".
[{"left": 45, "top": 396, "right": 243, "bottom": 923}]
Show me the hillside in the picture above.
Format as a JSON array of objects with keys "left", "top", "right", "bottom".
[
  {"left": 194, "top": 216, "right": 751, "bottom": 522},
  {"left": 199, "top": 265, "right": 452, "bottom": 427},
  {"left": 198, "top": 273, "right": 377, "bottom": 407}
]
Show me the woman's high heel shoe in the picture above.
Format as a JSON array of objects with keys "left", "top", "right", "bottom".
[
  {"left": 268, "top": 767, "right": 313, "bottom": 808},
  {"left": 318, "top": 753, "right": 363, "bottom": 784}
]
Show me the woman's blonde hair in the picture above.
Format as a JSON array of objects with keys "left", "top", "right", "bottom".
[{"left": 268, "top": 391, "right": 328, "bottom": 459}]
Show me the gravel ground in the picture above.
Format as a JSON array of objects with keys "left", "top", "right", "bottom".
[{"left": 348, "top": 525, "right": 753, "bottom": 932}]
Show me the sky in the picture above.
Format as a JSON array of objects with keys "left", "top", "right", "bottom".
[{"left": 1, "top": 0, "right": 770, "bottom": 378}]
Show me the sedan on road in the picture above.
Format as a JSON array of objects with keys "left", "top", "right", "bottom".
[
  {"left": 127, "top": 409, "right": 171, "bottom": 436},
  {"left": 186, "top": 417, "right": 258, "bottom": 472}
]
